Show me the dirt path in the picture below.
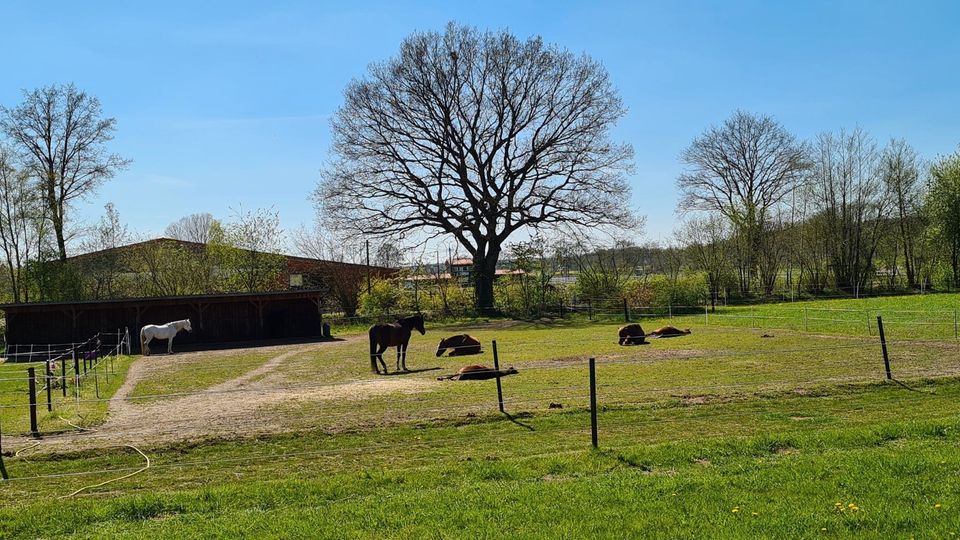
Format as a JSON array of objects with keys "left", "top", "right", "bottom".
[{"left": 13, "top": 336, "right": 432, "bottom": 453}]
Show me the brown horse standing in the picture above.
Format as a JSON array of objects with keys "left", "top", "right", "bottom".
[{"left": 368, "top": 314, "right": 426, "bottom": 374}]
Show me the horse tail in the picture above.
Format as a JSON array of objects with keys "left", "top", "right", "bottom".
[{"left": 368, "top": 326, "right": 378, "bottom": 372}]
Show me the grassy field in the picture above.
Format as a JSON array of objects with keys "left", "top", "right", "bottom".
[
  {"left": 1, "top": 295, "right": 960, "bottom": 537},
  {"left": 0, "top": 354, "right": 134, "bottom": 434}
]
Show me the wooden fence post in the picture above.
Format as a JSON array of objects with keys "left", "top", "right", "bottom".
[
  {"left": 588, "top": 299, "right": 593, "bottom": 321},
  {"left": 27, "top": 367, "right": 38, "bottom": 436},
  {"left": 589, "top": 357, "right": 598, "bottom": 449},
  {"left": 623, "top": 298, "right": 630, "bottom": 323},
  {"left": 492, "top": 340, "right": 504, "bottom": 413},
  {"left": 0, "top": 420, "right": 8, "bottom": 479},
  {"left": 877, "top": 315, "right": 892, "bottom": 380}
]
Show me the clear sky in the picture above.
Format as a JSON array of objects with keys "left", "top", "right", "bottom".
[{"left": 2, "top": 0, "right": 958, "bottom": 250}]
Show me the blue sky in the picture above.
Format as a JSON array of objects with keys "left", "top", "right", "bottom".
[{"left": 2, "top": 0, "right": 959, "bottom": 251}]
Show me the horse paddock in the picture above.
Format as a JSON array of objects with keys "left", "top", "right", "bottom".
[{"left": 5, "top": 316, "right": 959, "bottom": 453}]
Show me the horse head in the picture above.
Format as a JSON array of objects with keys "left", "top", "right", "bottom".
[
  {"left": 183, "top": 319, "right": 193, "bottom": 333},
  {"left": 436, "top": 337, "right": 450, "bottom": 357},
  {"left": 404, "top": 314, "right": 426, "bottom": 336}
]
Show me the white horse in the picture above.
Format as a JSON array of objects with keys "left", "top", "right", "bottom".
[{"left": 140, "top": 319, "right": 192, "bottom": 356}]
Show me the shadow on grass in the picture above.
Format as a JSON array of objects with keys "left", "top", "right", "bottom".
[
  {"left": 379, "top": 367, "right": 442, "bottom": 376},
  {"left": 504, "top": 412, "right": 536, "bottom": 431}
]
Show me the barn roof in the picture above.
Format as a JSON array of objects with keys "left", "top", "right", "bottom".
[{"left": 0, "top": 288, "right": 326, "bottom": 312}]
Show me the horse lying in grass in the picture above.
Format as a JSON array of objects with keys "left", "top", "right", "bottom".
[
  {"left": 437, "top": 364, "right": 518, "bottom": 381},
  {"left": 648, "top": 326, "right": 691, "bottom": 337},
  {"left": 618, "top": 324, "right": 648, "bottom": 345},
  {"left": 368, "top": 314, "right": 426, "bottom": 374},
  {"left": 436, "top": 334, "right": 482, "bottom": 356},
  {"left": 140, "top": 319, "right": 192, "bottom": 356}
]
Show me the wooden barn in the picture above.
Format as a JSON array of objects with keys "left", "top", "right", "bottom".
[{"left": 0, "top": 289, "right": 327, "bottom": 353}]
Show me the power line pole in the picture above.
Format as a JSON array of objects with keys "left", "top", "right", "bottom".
[{"left": 365, "top": 239, "right": 372, "bottom": 294}]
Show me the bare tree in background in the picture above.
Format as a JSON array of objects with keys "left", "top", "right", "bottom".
[
  {"left": 317, "top": 22, "right": 636, "bottom": 313},
  {"left": 79, "top": 202, "right": 129, "bottom": 298},
  {"left": 165, "top": 213, "right": 217, "bottom": 244},
  {"left": 293, "top": 223, "right": 368, "bottom": 316},
  {"left": 677, "top": 111, "right": 806, "bottom": 294},
  {"left": 0, "top": 144, "right": 43, "bottom": 302},
  {"left": 0, "top": 84, "right": 129, "bottom": 260},
  {"left": 808, "top": 129, "right": 889, "bottom": 291},
  {"left": 676, "top": 215, "right": 731, "bottom": 310},
  {"left": 215, "top": 207, "right": 286, "bottom": 292},
  {"left": 881, "top": 139, "right": 926, "bottom": 288}
]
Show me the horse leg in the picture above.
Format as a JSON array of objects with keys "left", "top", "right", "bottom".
[
  {"left": 376, "top": 344, "right": 388, "bottom": 374},
  {"left": 168, "top": 337, "right": 173, "bottom": 354},
  {"left": 401, "top": 342, "right": 409, "bottom": 371},
  {"left": 395, "top": 346, "right": 402, "bottom": 372}
]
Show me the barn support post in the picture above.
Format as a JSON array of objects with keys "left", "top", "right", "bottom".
[
  {"left": 492, "top": 340, "right": 504, "bottom": 413},
  {"left": 877, "top": 316, "right": 892, "bottom": 380},
  {"left": 589, "top": 357, "right": 598, "bottom": 449},
  {"left": 27, "top": 367, "right": 38, "bottom": 436}
]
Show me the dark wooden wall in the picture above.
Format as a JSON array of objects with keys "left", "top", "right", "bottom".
[{"left": 3, "top": 296, "right": 323, "bottom": 352}]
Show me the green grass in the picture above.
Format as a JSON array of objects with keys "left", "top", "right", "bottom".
[
  {"left": 0, "top": 355, "right": 134, "bottom": 434},
  {"left": 699, "top": 291, "right": 960, "bottom": 340},
  {"left": 2, "top": 297, "right": 960, "bottom": 537},
  {"left": 1, "top": 378, "right": 959, "bottom": 538},
  {"left": 128, "top": 351, "right": 276, "bottom": 400}
]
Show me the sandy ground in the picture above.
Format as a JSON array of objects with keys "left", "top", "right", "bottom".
[{"left": 8, "top": 336, "right": 433, "bottom": 453}]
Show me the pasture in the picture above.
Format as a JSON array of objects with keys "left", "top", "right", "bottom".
[{"left": 1, "top": 300, "right": 959, "bottom": 537}]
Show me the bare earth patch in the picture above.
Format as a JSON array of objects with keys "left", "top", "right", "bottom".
[{"left": 17, "top": 337, "right": 433, "bottom": 452}]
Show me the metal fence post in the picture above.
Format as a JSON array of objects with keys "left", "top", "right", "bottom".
[
  {"left": 877, "top": 316, "right": 892, "bottom": 380},
  {"left": 61, "top": 358, "right": 67, "bottom": 397},
  {"left": 589, "top": 357, "right": 598, "bottom": 449},
  {"left": 45, "top": 361, "right": 53, "bottom": 412},
  {"left": 492, "top": 340, "right": 504, "bottom": 413}
]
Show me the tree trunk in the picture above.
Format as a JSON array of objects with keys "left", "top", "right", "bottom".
[{"left": 473, "top": 247, "right": 501, "bottom": 315}]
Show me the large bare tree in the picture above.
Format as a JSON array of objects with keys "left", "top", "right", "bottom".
[
  {"left": 677, "top": 111, "right": 806, "bottom": 294},
  {"left": 317, "top": 23, "right": 635, "bottom": 312},
  {"left": 0, "top": 84, "right": 129, "bottom": 261}
]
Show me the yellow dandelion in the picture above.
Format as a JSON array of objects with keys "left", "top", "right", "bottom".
[
  {"left": 731, "top": 507, "right": 740, "bottom": 513},
  {"left": 834, "top": 502, "right": 842, "bottom": 507},
  {"left": 847, "top": 503, "right": 856, "bottom": 508},
  {"left": 935, "top": 503, "right": 942, "bottom": 509},
  {"left": 821, "top": 528, "right": 828, "bottom": 532},
  {"left": 751, "top": 512, "right": 759, "bottom": 516}
]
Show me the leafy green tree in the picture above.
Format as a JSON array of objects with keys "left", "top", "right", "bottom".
[{"left": 928, "top": 149, "right": 960, "bottom": 285}]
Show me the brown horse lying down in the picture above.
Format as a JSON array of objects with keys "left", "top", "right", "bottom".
[
  {"left": 648, "top": 326, "right": 691, "bottom": 337},
  {"left": 437, "top": 364, "right": 518, "bottom": 381},
  {"left": 436, "top": 334, "right": 482, "bottom": 356},
  {"left": 618, "top": 324, "right": 648, "bottom": 345}
]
